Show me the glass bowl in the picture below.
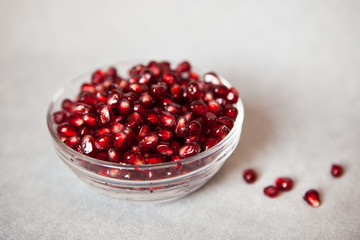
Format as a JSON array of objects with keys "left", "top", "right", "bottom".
[{"left": 46, "top": 60, "right": 244, "bottom": 203}]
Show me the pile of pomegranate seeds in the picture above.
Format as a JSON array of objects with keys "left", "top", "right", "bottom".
[{"left": 53, "top": 61, "right": 239, "bottom": 165}]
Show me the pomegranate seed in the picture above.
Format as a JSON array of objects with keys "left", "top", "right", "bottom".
[
  {"left": 263, "top": 185, "right": 279, "bottom": 198},
  {"left": 147, "top": 61, "right": 161, "bottom": 77},
  {"left": 96, "top": 92, "right": 108, "bottom": 103},
  {"left": 218, "top": 116, "right": 234, "bottom": 130},
  {"left": 110, "top": 122, "right": 124, "bottom": 134},
  {"left": 123, "top": 92, "right": 138, "bottom": 103},
  {"left": 138, "top": 133, "right": 159, "bottom": 151},
  {"left": 204, "top": 91, "right": 214, "bottom": 102},
  {"left": 68, "top": 116, "right": 84, "bottom": 127},
  {"left": 123, "top": 127, "right": 136, "bottom": 145},
  {"left": 61, "top": 99, "right": 73, "bottom": 112},
  {"left": 204, "top": 72, "right": 222, "bottom": 85},
  {"left": 53, "top": 110, "right": 68, "bottom": 124},
  {"left": 275, "top": 177, "right": 293, "bottom": 191},
  {"left": 150, "top": 83, "right": 168, "bottom": 98},
  {"left": 155, "top": 127, "right": 173, "bottom": 141},
  {"left": 156, "top": 142, "right": 173, "bottom": 156},
  {"left": 79, "top": 92, "right": 97, "bottom": 106},
  {"left": 303, "top": 190, "right": 321, "bottom": 208},
  {"left": 118, "top": 79, "right": 130, "bottom": 91},
  {"left": 187, "top": 120, "right": 201, "bottom": 135},
  {"left": 187, "top": 82, "right": 202, "bottom": 99},
  {"left": 95, "top": 133, "right": 112, "bottom": 150},
  {"left": 93, "top": 151, "right": 108, "bottom": 161},
  {"left": 97, "top": 127, "right": 110, "bottom": 136},
  {"left": 203, "top": 112, "right": 217, "bottom": 127},
  {"left": 129, "top": 83, "right": 148, "bottom": 95},
  {"left": 96, "top": 103, "right": 113, "bottom": 126},
  {"left": 225, "top": 104, "right": 238, "bottom": 121},
  {"left": 226, "top": 87, "right": 239, "bottom": 104},
  {"left": 129, "top": 64, "right": 144, "bottom": 78},
  {"left": 145, "top": 110, "right": 159, "bottom": 125},
  {"left": 159, "top": 111, "right": 176, "bottom": 128},
  {"left": 331, "top": 164, "right": 343, "bottom": 177},
  {"left": 139, "top": 92, "right": 156, "bottom": 108},
  {"left": 65, "top": 135, "right": 80, "bottom": 148},
  {"left": 107, "top": 91, "right": 121, "bottom": 108},
  {"left": 108, "top": 148, "right": 120, "bottom": 162},
  {"left": 170, "top": 140, "right": 181, "bottom": 154},
  {"left": 126, "top": 112, "right": 142, "bottom": 130},
  {"left": 118, "top": 98, "right": 131, "bottom": 117},
  {"left": 202, "top": 137, "right": 218, "bottom": 151},
  {"left": 137, "top": 125, "right": 151, "bottom": 141},
  {"left": 243, "top": 169, "right": 257, "bottom": 183},
  {"left": 214, "top": 85, "right": 229, "bottom": 98},
  {"left": 174, "top": 116, "right": 187, "bottom": 137},
  {"left": 57, "top": 123, "right": 77, "bottom": 137},
  {"left": 161, "top": 95, "right": 173, "bottom": 106},
  {"left": 124, "top": 151, "right": 145, "bottom": 165},
  {"left": 179, "top": 143, "right": 200, "bottom": 158},
  {"left": 189, "top": 72, "right": 199, "bottom": 80},
  {"left": 81, "top": 83, "right": 96, "bottom": 94},
  {"left": 171, "top": 155, "right": 181, "bottom": 162},
  {"left": 106, "top": 66, "right": 117, "bottom": 78},
  {"left": 78, "top": 126, "right": 92, "bottom": 137},
  {"left": 73, "top": 103, "right": 93, "bottom": 115},
  {"left": 165, "top": 103, "right": 182, "bottom": 115},
  {"left": 82, "top": 113, "right": 97, "bottom": 127},
  {"left": 208, "top": 100, "right": 223, "bottom": 116},
  {"left": 145, "top": 153, "right": 165, "bottom": 164},
  {"left": 162, "top": 72, "right": 178, "bottom": 85},
  {"left": 170, "top": 84, "right": 183, "bottom": 102},
  {"left": 184, "top": 135, "right": 200, "bottom": 144},
  {"left": 92, "top": 70, "right": 105, "bottom": 84},
  {"left": 132, "top": 101, "right": 146, "bottom": 115},
  {"left": 114, "top": 132, "right": 127, "bottom": 150},
  {"left": 139, "top": 68, "right": 155, "bottom": 85},
  {"left": 190, "top": 99, "right": 209, "bottom": 116},
  {"left": 81, "top": 135, "right": 96, "bottom": 155},
  {"left": 211, "top": 121, "right": 230, "bottom": 139},
  {"left": 176, "top": 61, "right": 191, "bottom": 73}
]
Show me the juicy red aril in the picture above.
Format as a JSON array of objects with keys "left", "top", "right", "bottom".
[
  {"left": 65, "top": 135, "right": 80, "bottom": 148},
  {"left": 214, "top": 85, "right": 229, "bottom": 98},
  {"left": 202, "top": 137, "right": 218, "bottom": 151},
  {"left": 162, "top": 72, "right": 178, "bottom": 85},
  {"left": 68, "top": 116, "right": 84, "bottom": 127},
  {"left": 204, "top": 72, "right": 222, "bottom": 85},
  {"left": 185, "top": 135, "right": 200, "bottom": 144},
  {"left": 275, "top": 177, "right": 293, "bottom": 191},
  {"left": 331, "top": 164, "right": 343, "bottom": 177},
  {"left": 92, "top": 70, "right": 105, "bottom": 84},
  {"left": 53, "top": 110, "right": 68, "bottom": 124},
  {"left": 118, "top": 98, "right": 131, "bottom": 117},
  {"left": 114, "top": 132, "right": 127, "bottom": 150},
  {"left": 190, "top": 99, "right": 209, "bottom": 116},
  {"left": 225, "top": 104, "right": 238, "bottom": 121},
  {"left": 132, "top": 101, "right": 146, "bottom": 115},
  {"left": 139, "top": 68, "right": 155, "bottom": 85},
  {"left": 203, "top": 112, "right": 217, "bottom": 127},
  {"left": 57, "top": 123, "right": 77, "bottom": 137},
  {"left": 187, "top": 120, "right": 201, "bottom": 135},
  {"left": 93, "top": 151, "right": 108, "bottom": 161},
  {"left": 170, "top": 84, "right": 183, "bottom": 102},
  {"left": 107, "top": 91, "right": 121, "bottom": 108},
  {"left": 124, "top": 151, "right": 145, "bottom": 165},
  {"left": 96, "top": 104, "right": 113, "bottom": 126},
  {"left": 187, "top": 82, "right": 202, "bottom": 99},
  {"left": 144, "top": 153, "right": 165, "bottom": 164},
  {"left": 165, "top": 103, "right": 182, "bottom": 115},
  {"left": 156, "top": 142, "right": 173, "bottom": 156},
  {"left": 61, "top": 99, "right": 73, "bottom": 112},
  {"left": 145, "top": 110, "right": 159, "bottom": 125},
  {"left": 226, "top": 87, "right": 239, "bottom": 104},
  {"left": 174, "top": 116, "right": 187, "bottom": 137},
  {"left": 159, "top": 111, "right": 176, "bottom": 128},
  {"left": 137, "top": 125, "right": 151, "bottom": 141},
  {"left": 97, "top": 127, "right": 110, "bottom": 136},
  {"left": 150, "top": 83, "right": 168, "bottom": 98},
  {"left": 176, "top": 61, "right": 191, "bottom": 73},
  {"left": 208, "top": 100, "right": 223, "bottom": 116},
  {"left": 139, "top": 92, "right": 156, "bottom": 108},
  {"left": 264, "top": 185, "right": 279, "bottom": 198},
  {"left": 243, "top": 169, "right": 257, "bottom": 183},
  {"left": 211, "top": 121, "right": 230, "bottom": 139},
  {"left": 129, "top": 83, "right": 148, "bottom": 95},
  {"left": 73, "top": 103, "right": 93, "bottom": 115},
  {"left": 83, "top": 113, "right": 97, "bottom": 127},
  {"left": 81, "top": 83, "right": 96, "bottom": 94},
  {"left": 127, "top": 112, "right": 142, "bottom": 130},
  {"left": 79, "top": 92, "right": 97, "bottom": 106},
  {"left": 303, "top": 190, "right": 321, "bottom": 208},
  {"left": 110, "top": 122, "right": 124, "bottom": 134},
  {"left": 155, "top": 127, "right": 173, "bottom": 141},
  {"left": 138, "top": 133, "right": 159, "bottom": 151},
  {"left": 108, "top": 148, "right": 120, "bottom": 162},
  {"left": 179, "top": 143, "right": 200, "bottom": 158},
  {"left": 218, "top": 116, "right": 234, "bottom": 130},
  {"left": 81, "top": 135, "right": 96, "bottom": 155},
  {"left": 95, "top": 133, "right": 112, "bottom": 150},
  {"left": 147, "top": 61, "right": 161, "bottom": 77}
]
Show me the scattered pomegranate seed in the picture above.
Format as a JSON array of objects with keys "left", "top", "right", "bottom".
[
  {"left": 264, "top": 185, "right": 279, "bottom": 198},
  {"left": 275, "top": 177, "right": 293, "bottom": 191},
  {"left": 303, "top": 190, "right": 321, "bottom": 208},
  {"left": 331, "top": 164, "right": 343, "bottom": 177},
  {"left": 53, "top": 61, "right": 240, "bottom": 167},
  {"left": 243, "top": 169, "right": 257, "bottom": 184}
]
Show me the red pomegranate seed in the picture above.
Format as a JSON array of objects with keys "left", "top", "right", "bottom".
[
  {"left": 204, "top": 91, "right": 214, "bottom": 102},
  {"left": 208, "top": 100, "right": 223, "bottom": 116},
  {"left": 78, "top": 126, "right": 92, "bottom": 137},
  {"left": 132, "top": 101, "right": 146, "bottom": 115},
  {"left": 124, "top": 92, "right": 137, "bottom": 103},
  {"left": 214, "top": 85, "right": 229, "bottom": 98},
  {"left": 156, "top": 142, "right": 173, "bottom": 156},
  {"left": 202, "top": 137, "right": 218, "bottom": 151},
  {"left": 93, "top": 151, "right": 108, "bottom": 161},
  {"left": 218, "top": 116, "right": 234, "bottom": 130},
  {"left": 92, "top": 70, "right": 105, "bottom": 84},
  {"left": 179, "top": 143, "right": 200, "bottom": 158},
  {"left": 137, "top": 125, "right": 151, "bottom": 141},
  {"left": 81, "top": 135, "right": 96, "bottom": 155},
  {"left": 226, "top": 87, "right": 239, "bottom": 104},
  {"left": 150, "top": 83, "right": 168, "bottom": 98},
  {"left": 176, "top": 61, "right": 191, "bottom": 73},
  {"left": 331, "top": 164, "right": 343, "bottom": 177},
  {"left": 96, "top": 92, "right": 108, "bottom": 103},
  {"left": 81, "top": 83, "right": 96, "bottom": 94},
  {"left": 118, "top": 98, "right": 131, "bottom": 117},
  {"left": 97, "top": 127, "right": 110, "bottom": 136},
  {"left": 82, "top": 113, "right": 97, "bottom": 127},
  {"left": 79, "top": 92, "right": 97, "bottom": 106},
  {"left": 106, "top": 66, "right": 117, "bottom": 78},
  {"left": 95, "top": 133, "right": 112, "bottom": 150},
  {"left": 145, "top": 110, "right": 159, "bottom": 125},
  {"left": 96, "top": 103, "right": 113, "bottom": 126},
  {"left": 53, "top": 110, "right": 68, "bottom": 124},
  {"left": 64, "top": 135, "right": 80, "bottom": 148},
  {"left": 187, "top": 82, "right": 202, "bottom": 99},
  {"left": 129, "top": 83, "right": 148, "bottom": 95},
  {"left": 264, "top": 185, "right": 279, "bottom": 198},
  {"left": 108, "top": 148, "right": 120, "bottom": 162},
  {"left": 138, "top": 133, "right": 159, "bottom": 151},
  {"left": 190, "top": 99, "right": 209, "bottom": 116},
  {"left": 147, "top": 61, "right": 161, "bottom": 77},
  {"left": 204, "top": 72, "right": 222, "bottom": 85},
  {"left": 61, "top": 99, "right": 73, "bottom": 112},
  {"left": 110, "top": 122, "right": 124, "bottom": 134},
  {"left": 169, "top": 84, "right": 183, "bottom": 102},
  {"left": 203, "top": 112, "right": 217, "bottom": 127},
  {"left": 275, "top": 177, "right": 293, "bottom": 191},
  {"left": 107, "top": 91, "right": 121, "bottom": 108},
  {"left": 159, "top": 111, "right": 176, "bottom": 128},
  {"left": 155, "top": 127, "right": 173, "bottom": 141},
  {"left": 174, "top": 116, "right": 187, "bottom": 137},
  {"left": 114, "top": 132, "right": 127, "bottom": 150},
  {"left": 211, "top": 121, "right": 230, "bottom": 139},
  {"left": 139, "top": 68, "right": 156, "bottom": 85},
  {"left": 185, "top": 135, "right": 200, "bottom": 144},
  {"left": 187, "top": 120, "right": 202, "bottom": 135},
  {"left": 165, "top": 103, "right": 182, "bottom": 115},
  {"left": 144, "top": 153, "right": 165, "bottom": 164},
  {"left": 123, "top": 127, "right": 136, "bottom": 145},
  {"left": 162, "top": 72, "right": 178, "bottom": 85},
  {"left": 124, "top": 151, "right": 145, "bottom": 165},
  {"left": 68, "top": 116, "right": 84, "bottom": 127},
  {"left": 243, "top": 169, "right": 257, "bottom": 183},
  {"left": 303, "top": 190, "right": 321, "bottom": 208},
  {"left": 73, "top": 103, "right": 93, "bottom": 115},
  {"left": 126, "top": 112, "right": 142, "bottom": 130},
  {"left": 139, "top": 92, "right": 156, "bottom": 108},
  {"left": 57, "top": 123, "right": 77, "bottom": 137},
  {"left": 225, "top": 104, "right": 238, "bottom": 121}
]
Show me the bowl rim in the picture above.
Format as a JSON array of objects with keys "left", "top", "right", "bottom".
[{"left": 46, "top": 60, "right": 244, "bottom": 170}]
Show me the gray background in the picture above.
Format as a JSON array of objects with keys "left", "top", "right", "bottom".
[{"left": 1, "top": 0, "right": 360, "bottom": 239}]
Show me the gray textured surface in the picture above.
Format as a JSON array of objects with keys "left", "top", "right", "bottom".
[{"left": 1, "top": 0, "right": 360, "bottom": 239}]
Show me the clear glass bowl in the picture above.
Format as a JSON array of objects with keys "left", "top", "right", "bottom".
[{"left": 46, "top": 60, "right": 244, "bottom": 203}]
